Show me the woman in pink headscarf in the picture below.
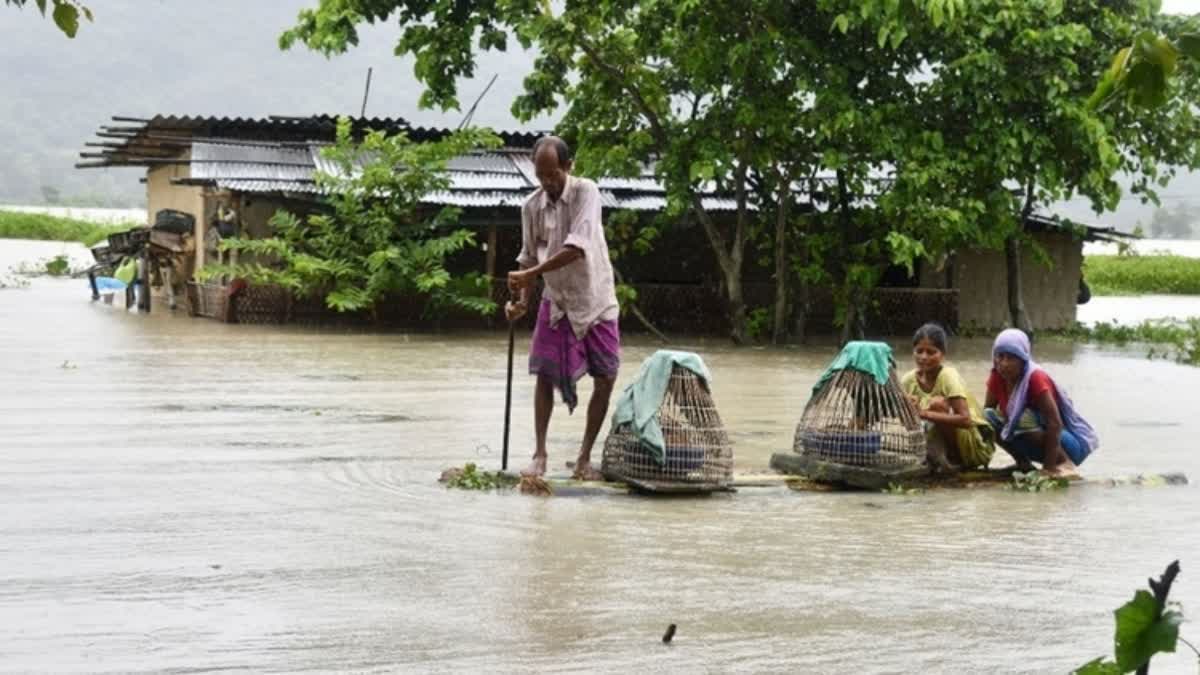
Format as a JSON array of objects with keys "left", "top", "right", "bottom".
[{"left": 983, "top": 329, "right": 1098, "bottom": 479}]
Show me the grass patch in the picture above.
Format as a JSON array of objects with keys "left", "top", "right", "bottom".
[
  {"left": 1085, "top": 254, "right": 1200, "bottom": 295},
  {"left": 1062, "top": 318, "right": 1200, "bottom": 366},
  {"left": 0, "top": 210, "right": 135, "bottom": 247},
  {"left": 439, "top": 463, "right": 519, "bottom": 491}
]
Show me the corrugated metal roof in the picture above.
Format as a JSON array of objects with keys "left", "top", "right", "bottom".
[
  {"left": 214, "top": 179, "right": 323, "bottom": 194},
  {"left": 195, "top": 163, "right": 315, "bottom": 181},
  {"left": 608, "top": 195, "right": 742, "bottom": 212},
  {"left": 509, "top": 154, "right": 539, "bottom": 187},
  {"left": 308, "top": 144, "right": 378, "bottom": 180},
  {"left": 597, "top": 176, "right": 665, "bottom": 192},
  {"left": 446, "top": 152, "right": 525, "bottom": 174},
  {"left": 192, "top": 141, "right": 313, "bottom": 165},
  {"left": 423, "top": 190, "right": 530, "bottom": 208},
  {"left": 446, "top": 171, "right": 530, "bottom": 190},
  {"left": 191, "top": 142, "right": 315, "bottom": 181}
]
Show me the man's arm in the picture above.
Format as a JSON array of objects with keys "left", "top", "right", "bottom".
[{"left": 508, "top": 246, "right": 583, "bottom": 292}]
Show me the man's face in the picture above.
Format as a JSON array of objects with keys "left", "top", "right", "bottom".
[{"left": 534, "top": 147, "right": 570, "bottom": 202}]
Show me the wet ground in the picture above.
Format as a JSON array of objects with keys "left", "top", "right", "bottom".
[{"left": 2, "top": 239, "right": 1199, "bottom": 673}]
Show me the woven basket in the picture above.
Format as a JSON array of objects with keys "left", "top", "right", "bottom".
[
  {"left": 602, "top": 365, "right": 733, "bottom": 487},
  {"left": 231, "top": 284, "right": 292, "bottom": 324},
  {"left": 186, "top": 281, "right": 230, "bottom": 322}
]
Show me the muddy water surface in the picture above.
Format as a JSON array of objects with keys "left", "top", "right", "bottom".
[{"left": 2, "top": 240, "right": 1199, "bottom": 673}]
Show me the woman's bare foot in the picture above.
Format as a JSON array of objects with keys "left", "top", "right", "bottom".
[
  {"left": 571, "top": 458, "right": 604, "bottom": 481},
  {"left": 521, "top": 454, "right": 548, "bottom": 477},
  {"left": 1041, "top": 461, "right": 1081, "bottom": 480}
]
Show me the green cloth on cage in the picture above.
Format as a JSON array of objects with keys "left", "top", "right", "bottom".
[
  {"left": 812, "top": 341, "right": 895, "bottom": 394},
  {"left": 611, "top": 350, "right": 711, "bottom": 466}
]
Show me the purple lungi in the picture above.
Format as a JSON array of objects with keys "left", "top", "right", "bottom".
[{"left": 529, "top": 299, "right": 620, "bottom": 412}]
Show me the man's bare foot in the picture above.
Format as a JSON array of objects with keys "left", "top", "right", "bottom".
[
  {"left": 571, "top": 458, "right": 604, "bottom": 482},
  {"left": 521, "top": 454, "right": 548, "bottom": 477},
  {"left": 519, "top": 475, "right": 553, "bottom": 496}
]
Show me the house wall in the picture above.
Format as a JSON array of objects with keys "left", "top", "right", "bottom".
[
  {"left": 237, "top": 194, "right": 286, "bottom": 238},
  {"left": 146, "top": 158, "right": 210, "bottom": 268},
  {"left": 921, "top": 232, "right": 1082, "bottom": 331}
]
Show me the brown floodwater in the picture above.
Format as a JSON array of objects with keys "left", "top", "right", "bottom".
[{"left": 2, "top": 240, "right": 1199, "bottom": 673}]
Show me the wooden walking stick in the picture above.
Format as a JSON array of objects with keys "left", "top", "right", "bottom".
[{"left": 502, "top": 304, "right": 516, "bottom": 472}]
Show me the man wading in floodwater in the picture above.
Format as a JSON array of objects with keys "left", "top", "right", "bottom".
[{"left": 505, "top": 136, "right": 620, "bottom": 480}]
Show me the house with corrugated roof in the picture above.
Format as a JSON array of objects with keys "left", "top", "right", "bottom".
[{"left": 77, "top": 113, "right": 1124, "bottom": 334}]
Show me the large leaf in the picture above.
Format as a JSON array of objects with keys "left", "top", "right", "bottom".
[
  {"left": 1073, "top": 657, "right": 1122, "bottom": 675},
  {"left": 1113, "top": 589, "right": 1181, "bottom": 671},
  {"left": 52, "top": 1, "right": 79, "bottom": 37}
]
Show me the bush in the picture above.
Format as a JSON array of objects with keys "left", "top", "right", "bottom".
[
  {"left": 0, "top": 211, "right": 134, "bottom": 246},
  {"left": 1063, "top": 318, "right": 1200, "bottom": 366},
  {"left": 1085, "top": 255, "right": 1200, "bottom": 295}
]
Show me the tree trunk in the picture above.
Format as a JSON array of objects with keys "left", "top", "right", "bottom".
[
  {"left": 771, "top": 182, "right": 792, "bottom": 345},
  {"left": 690, "top": 161, "right": 749, "bottom": 344},
  {"left": 613, "top": 267, "right": 669, "bottom": 343},
  {"left": 834, "top": 169, "right": 865, "bottom": 345},
  {"left": 1004, "top": 235, "right": 1033, "bottom": 334},
  {"left": 793, "top": 276, "right": 809, "bottom": 343},
  {"left": 839, "top": 298, "right": 854, "bottom": 346},
  {"left": 727, "top": 274, "right": 746, "bottom": 344},
  {"left": 1007, "top": 180, "right": 1037, "bottom": 335}
]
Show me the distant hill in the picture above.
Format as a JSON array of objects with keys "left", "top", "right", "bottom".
[{"left": 0, "top": 0, "right": 547, "bottom": 207}]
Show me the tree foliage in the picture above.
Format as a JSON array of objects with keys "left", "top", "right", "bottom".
[
  {"left": 4, "top": 0, "right": 92, "bottom": 37},
  {"left": 280, "top": 0, "right": 1200, "bottom": 340},
  {"left": 202, "top": 117, "right": 501, "bottom": 319}
]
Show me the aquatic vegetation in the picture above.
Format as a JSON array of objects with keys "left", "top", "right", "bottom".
[
  {"left": 8, "top": 255, "right": 89, "bottom": 278},
  {"left": 44, "top": 254, "right": 70, "bottom": 276},
  {"left": 1085, "top": 254, "right": 1200, "bottom": 296},
  {"left": 883, "top": 482, "right": 925, "bottom": 495},
  {"left": 441, "top": 462, "right": 518, "bottom": 491},
  {"left": 1063, "top": 319, "right": 1200, "bottom": 367},
  {"left": 0, "top": 211, "right": 132, "bottom": 246},
  {"left": 1006, "top": 471, "right": 1069, "bottom": 492},
  {"left": 1076, "top": 560, "right": 1196, "bottom": 674}
]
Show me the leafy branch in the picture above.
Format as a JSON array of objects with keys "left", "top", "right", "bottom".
[
  {"left": 4, "top": 0, "right": 92, "bottom": 37},
  {"left": 1076, "top": 561, "right": 1188, "bottom": 674}
]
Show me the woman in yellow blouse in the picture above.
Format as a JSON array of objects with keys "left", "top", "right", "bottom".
[{"left": 900, "top": 323, "right": 995, "bottom": 471}]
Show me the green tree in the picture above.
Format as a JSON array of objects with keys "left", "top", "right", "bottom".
[
  {"left": 203, "top": 117, "right": 500, "bottom": 320},
  {"left": 281, "top": 0, "right": 1200, "bottom": 340},
  {"left": 281, "top": 0, "right": 965, "bottom": 343},
  {"left": 282, "top": 0, "right": 847, "bottom": 343},
  {"left": 3, "top": 0, "right": 91, "bottom": 37},
  {"left": 863, "top": 0, "right": 1200, "bottom": 333}
]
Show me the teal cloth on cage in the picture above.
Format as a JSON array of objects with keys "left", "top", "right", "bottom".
[
  {"left": 812, "top": 341, "right": 894, "bottom": 393},
  {"left": 611, "top": 350, "right": 711, "bottom": 466}
]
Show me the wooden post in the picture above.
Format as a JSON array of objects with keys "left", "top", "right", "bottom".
[
  {"left": 486, "top": 222, "right": 499, "bottom": 327},
  {"left": 486, "top": 222, "right": 498, "bottom": 285},
  {"left": 138, "top": 252, "right": 151, "bottom": 312}
]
